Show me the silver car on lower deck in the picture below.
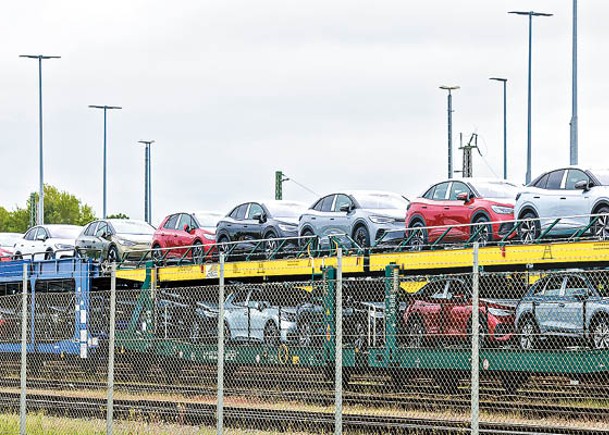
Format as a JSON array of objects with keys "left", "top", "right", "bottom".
[{"left": 298, "top": 190, "right": 408, "bottom": 248}]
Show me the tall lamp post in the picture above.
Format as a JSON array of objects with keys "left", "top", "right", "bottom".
[
  {"left": 19, "top": 54, "right": 61, "bottom": 225},
  {"left": 489, "top": 78, "right": 508, "bottom": 179},
  {"left": 570, "top": 0, "right": 578, "bottom": 165},
  {"left": 509, "top": 10, "right": 553, "bottom": 184},
  {"left": 138, "top": 140, "right": 154, "bottom": 224},
  {"left": 89, "top": 105, "right": 122, "bottom": 219},
  {"left": 439, "top": 85, "right": 459, "bottom": 179}
]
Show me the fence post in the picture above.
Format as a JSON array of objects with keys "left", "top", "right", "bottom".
[
  {"left": 217, "top": 253, "right": 225, "bottom": 435},
  {"left": 471, "top": 242, "right": 480, "bottom": 435},
  {"left": 106, "top": 263, "right": 117, "bottom": 435},
  {"left": 335, "top": 248, "right": 343, "bottom": 435},
  {"left": 19, "top": 263, "right": 27, "bottom": 435}
]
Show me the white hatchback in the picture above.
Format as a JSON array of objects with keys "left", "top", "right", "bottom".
[{"left": 13, "top": 224, "right": 83, "bottom": 260}]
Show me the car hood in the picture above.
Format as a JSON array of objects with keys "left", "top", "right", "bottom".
[
  {"left": 114, "top": 234, "right": 153, "bottom": 244},
  {"left": 481, "top": 298, "right": 518, "bottom": 309},
  {"left": 485, "top": 199, "right": 515, "bottom": 207},
  {"left": 48, "top": 237, "right": 77, "bottom": 247},
  {"left": 361, "top": 209, "right": 405, "bottom": 220},
  {"left": 275, "top": 218, "right": 299, "bottom": 226}
]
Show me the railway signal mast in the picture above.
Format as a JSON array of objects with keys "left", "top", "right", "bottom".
[{"left": 456, "top": 133, "right": 479, "bottom": 178}]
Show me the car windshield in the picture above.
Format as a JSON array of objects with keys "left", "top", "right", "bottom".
[
  {"left": 194, "top": 212, "right": 223, "bottom": 230},
  {"left": 265, "top": 202, "right": 306, "bottom": 219},
  {"left": 592, "top": 170, "right": 609, "bottom": 186},
  {"left": 353, "top": 193, "right": 408, "bottom": 210},
  {"left": 48, "top": 226, "right": 82, "bottom": 239},
  {"left": 110, "top": 220, "right": 155, "bottom": 235},
  {"left": 472, "top": 181, "right": 519, "bottom": 199}
]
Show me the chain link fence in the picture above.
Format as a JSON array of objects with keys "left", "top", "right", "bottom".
[{"left": 1, "top": 250, "right": 609, "bottom": 433}]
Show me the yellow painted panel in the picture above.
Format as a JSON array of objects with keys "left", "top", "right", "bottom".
[{"left": 115, "top": 269, "right": 147, "bottom": 282}]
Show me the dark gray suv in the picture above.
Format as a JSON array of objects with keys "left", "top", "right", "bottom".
[{"left": 515, "top": 273, "right": 609, "bottom": 349}]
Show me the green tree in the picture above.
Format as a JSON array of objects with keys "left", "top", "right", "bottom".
[
  {"left": 0, "top": 185, "right": 97, "bottom": 233},
  {"left": 107, "top": 213, "right": 129, "bottom": 219}
]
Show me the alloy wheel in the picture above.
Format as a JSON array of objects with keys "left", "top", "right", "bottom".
[
  {"left": 407, "top": 318, "right": 425, "bottom": 348},
  {"left": 592, "top": 320, "right": 609, "bottom": 349},
  {"left": 518, "top": 320, "right": 537, "bottom": 350},
  {"left": 519, "top": 219, "right": 538, "bottom": 244},
  {"left": 593, "top": 213, "right": 609, "bottom": 240}
]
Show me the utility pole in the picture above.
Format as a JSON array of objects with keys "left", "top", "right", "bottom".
[
  {"left": 440, "top": 86, "right": 459, "bottom": 178},
  {"left": 570, "top": 0, "right": 578, "bottom": 165},
  {"left": 138, "top": 140, "right": 154, "bottom": 223}
]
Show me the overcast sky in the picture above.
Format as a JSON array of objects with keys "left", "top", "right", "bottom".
[{"left": 1, "top": 1, "right": 607, "bottom": 226}]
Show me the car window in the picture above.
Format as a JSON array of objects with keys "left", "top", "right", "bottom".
[
  {"left": 431, "top": 183, "right": 449, "bottom": 200},
  {"left": 84, "top": 222, "right": 98, "bottom": 236},
  {"left": 542, "top": 275, "right": 564, "bottom": 297},
  {"left": 565, "top": 169, "right": 590, "bottom": 190},
  {"left": 247, "top": 203, "right": 264, "bottom": 220},
  {"left": 165, "top": 214, "right": 179, "bottom": 230},
  {"left": 230, "top": 204, "right": 247, "bottom": 220},
  {"left": 232, "top": 289, "right": 248, "bottom": 305},
  {"left": 429, "top": 281, "right": 448, "bottom": 299},
  {"left": 565, "top": 276, "right": 589, "bottom": 297},
  {"left": 319, "top": 196, "right": 334, "bottom": 212},
  {"left": 333, "top": 194, "right": 352, "bottom": 212},
  {"left": 95, "top": 223, "right": 109, "bottom": 237},
  {"left": 178, "top": 214, "right": 194, "bottom": 230},
  {"left": 422, "top": 186, "right": 435, "bottom": 199},
  {"left": 532, "top": 173, "right": 549, "bottom": 188},
  {"left": 38, "top": 228, "right": 49, "bottom": 239},
  {"left": 449, "top": 182, "right": 471, "bottom": 200},
  {"left": 545, "top": 170, "right": 565, "bottom": 190},
  {"left": 24, "top": 228, "right": 37, "bottom": 241},
  {"left": 449, "top": 280, "right": 470, "bottom": 298}
]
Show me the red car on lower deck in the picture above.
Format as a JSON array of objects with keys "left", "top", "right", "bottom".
[
  {"left": 405, "top": 178, "right": 519, "bottom": 248},
  {"left": 402, "top": 276, "right": 515, "bottom": 347}
]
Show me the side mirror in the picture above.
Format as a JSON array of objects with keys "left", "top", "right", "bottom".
[
  {"left": 456, "top": 192, "right": 469, "bottom": 202},
  {"left": 183, "top": 223, "right": 190, "bottom": 233},
  {"left": 248, "top": 301, "right": 261, "bottom": 310},
  {"left": 36, "top": 234, "right": 47, "bottom": 241},
  {"left": 259, "top": 213, "right": 267, "bottom": 223},
  {"left": 572, "top": 289, "right": 588, "bottom": 301},
  {"left": 339, "top": 204, "right": 351, "bottom": 212},
  {"left": 251, "top": 213, "right": 262, "bottom": 222},
  {"left": 574, "top": 180, "right": 590, "bottom": 191}
]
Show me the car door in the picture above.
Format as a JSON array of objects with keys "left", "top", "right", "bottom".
[
  {"left": 313, "top": 195, "right": 335, "bottom": 237},
  {"left": 17, "top": 227, "right": 38, "bottom": 258},
  {"left": 246, "top": 288, "right": 268, "bottom": 341},
  {"left": 445, "top": 182, "right": 473, "bottom": 241},
  {"left": 426, "top": 182, "right": 451, "bottom": 240},
  {"left": 160, "top": 214, "right": 180, "bottom": 254},
  {"left": 536, "top": 169, "right": 567, "bottom": 231},
  {"left": 561, "top": 169, "right": 592, "bottom": 231},
  {"left": 93, "top": 222, "right": 111, "bottom": 259},
  {"left": 331, "top": 194, "right": 355, "bottom": 236},
  {"left": 229, "top": 204, "right": 248, "bottom": 241},
  {"left": 443, "top": 279, "right": 471, "bottom": 337},
  {"left": 420, "top": 280, "right": 449, "bottom": 336},
  {"left": 177, "top": 213, "right": 197, "bottom": 254},
  {"left": 245, "top": 203, "right": 265, "bottom": 240},
  {"left": 561, "top": 275, "right": 588, "bottom": 335},
  {"left": 76, "top": 222, "right": 98, "bottom": 257},
  {"left": 533, "top": 275, "right": 566, "bottom": 334},
  {"left": 226, "top": 290, "right": 249, "bottom": 340}
]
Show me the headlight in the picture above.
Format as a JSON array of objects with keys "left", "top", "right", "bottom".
[
  {"left": 117, "top": 238, "right": 137, "bottom": 247},
  {"left": 491, "top": 206, "right": 514, "bottom": 215},
  {"left": 278, "top": 223, "right": 297, "bottom": 232},
  {"left": 369, "top": 215, "right": 394, "bottom": 224},
  {"left": 54, "top": 243, "right": 73, "bottom": 250},
  {"left": 280, "top": 311, "right": 296, "bottom": 322},
  {"left": 203, "top": 233, "right": 215, "bottom": 241},
  {"left": 488, "top": 307, "right": 512, "bottom": 317}
]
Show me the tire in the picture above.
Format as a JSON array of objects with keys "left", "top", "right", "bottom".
[
  {"left": 218, "top": 236, "right": 230, "bottom": 255},
  {"left": 190, "top": 321, "right": 201, "bottom": 344},
  {"left": 517, "top": 317, "right": 539, "bottom": 350},
  {"left": 263, "top": 321, "right": 280, "bottom": 346},
  {"left": 107, "top": 245, "right": 119, "bottom": 263},
  {"left": 472, "top": 215, "right": 492, "bottom": 246},
  {"left": 223, "top": 322, "right": 231, "bottom": 344},
  {"left": 518, "top": 211, "right": 540, "bottom": 243},
  {"left": 408, "top": 221, "right": 428, "bottom": 251},
  {"left": 152, "top": 244, "right": 163, "bottom": 264},
  {"left": 44, "top": 250, "right": 54, "bottom": 260},
  {"left": 300, "top": 229, "right": 318, "bottom": 251},
  {"left": 264, "top": 231, "right": 278, "bottom": 253},
  {"left": 298, "top": 317, "right": 316, "bottom": 347},
  {"left": 592, "top": 206, "right": 609, "bottom": 240},
  {"left": 192, "top": 240, "right": 204, "bottom": 263},
  {"left": 590, "top": 317, "right": 609, "bottom": 349},
  {"left": 467, "top": 314, "right": 489, "bottom": 348},
  {"left": 406, "top": 316, "right": 426, "bottom": 348},
  {"left": 351, "top": 320, "right": 366, "bottom": 351},
  {"left": 13, "top": 252, "right": 23, "bottom": 261},
  {"left": 353, "top": 226, "right": 371, "bottom": 248}
]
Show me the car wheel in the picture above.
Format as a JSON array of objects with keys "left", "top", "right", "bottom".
[
  {"left": 263, "top": 321, "right": 280, "bottom": 346},
  {"left": 353, "top": 226, "right": 371, "bottom": 248},
  {"left": 352, "top": 320, "right": 367, "bottom": 351},
  {"left": 152, "top": 244, "right": 163, "bottom": 264},
  {"left": 300, "top": 229, "right": 318, "bottom": 251},
  {"left": 408, "top": 221, "right": 428, "bottom": 251},
  {"left": 192, "top": 240, "right": 204, "bottom": 263},
  {"left": 592, "top": 206, "right": 609, "bottom": 240},
  {"left": 223, "top": 322, "right": 231, "bottom": 344},
  {"left": 472, "top": 216, "right": 491, "bottom": 246},
  {"left": 218, "top": 236, "right": 230, "bottom": 255},
  {"left": 467, "top": 314, "right": 489, "bottom": 348},
  {"left": 406, "top": 317, "right": 426, "bottom": 348},
  {"left": 264, "top": 231, "right": 278, "bottom": 253},
  {"left": 44, "top": 249, "right": 54, "bottom": 260},
  {"left": 298, "top": 317, "right": 315, "bottom": 347},
  {"left": 518, "top": 211, "right": 540, "bottom": 243},
  {"left": 517, "top": 317, "right": 539, "bottom": 350},
  {"left": 591, "top": 317, "right": 609, "bottom": 349},
  {"left": 107, "top": 245, "right": 119, "bottom": 263},
  {"left": 190, "top": 321, "right": 201, "bottom": 343},
  {"left": 12, "top": 252, "right": 23, "bottom": 261}
]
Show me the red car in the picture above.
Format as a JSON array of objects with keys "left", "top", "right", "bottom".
[
  {"left": 0, "top": 248, "right": 12, "bottom": 262},
  {"left": 402, "top": 276, "right": 515, "bottom": 348},
  {"left": 152, "top": 212, "right": 221, "bottom": 263},
  {"left": 405, "top": 178, "right": 519, "bottom": 248}
]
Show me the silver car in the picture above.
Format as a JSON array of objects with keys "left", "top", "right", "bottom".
[
  {"left": 515, "top": 167, "right": 609, "bottom": 241},
  {"left": 515, "top": 272, "right": 609, "bottom": 349},
  {"left": 298, "top": 190, "right": 408, "bottom": 248}
]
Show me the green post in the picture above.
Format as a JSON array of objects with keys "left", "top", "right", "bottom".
[
  {"left": 384, "top": 264, "right": 399, "bottom": 360},
  {"left": 323, "top": 266, "right": 336, "bottom": 360},
  {"left": 29, "top": 192, "right": 36, "bottom": 228},
  {"left": 275, "top": 171, "right": 283, "bottom": 200}
]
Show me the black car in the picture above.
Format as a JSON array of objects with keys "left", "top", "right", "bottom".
[{"left": 216, "top": 200, "right": 307, "bottom": 255}]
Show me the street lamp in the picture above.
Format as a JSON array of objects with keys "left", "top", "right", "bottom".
[
  {"left": 89, "top": 105, "right": 122, "bottom": 219},
  {"left": 489, "top": 77, "right": 508, "bottom": 179},
  {"left": 439, "top": 85, "right": 459, "bottom": 179},
  {"left": 570, "top": 0, "right": 578, "bottom": 165},
  {"left": 509, "top": 10, "right": 553, "bottom": 184},
  {"left": 19, "top": 54, "right": 61, "bottom": 225},
  {"left": 138, "top": 140, "right": 154, "bottom": 224}
]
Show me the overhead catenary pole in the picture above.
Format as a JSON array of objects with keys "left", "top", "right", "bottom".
[
  {"left": 440, "top": 86, "right": 459, "bottom": 179},
  {"left": 19, "top": 54, "right": 61, "bottom": 225},
  {"left": 138, "top": 140, "right": 154, "bottom": 224},
  {"left": 275, "top": 171, "right": 283, "bottom": 200},
  {"left": 490, "top": 78, "right": 508, "bottom": 179},
  {"left": 89, "top": 105, "right": 122, "bottom": 219},
  {"left": 509, "top": 11, "right": 553, "bottom": 184},
  {"left": 570, "top": 0, "right": 578, "bottom": 165}
]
